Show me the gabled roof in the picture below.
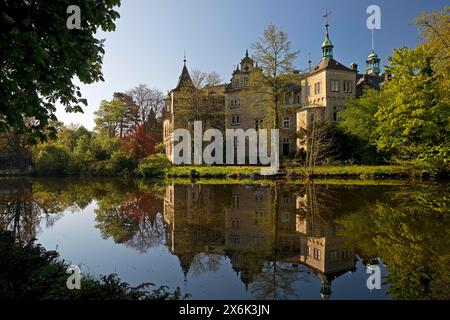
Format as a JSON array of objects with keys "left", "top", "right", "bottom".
[
  {"left": 356, "top": 73, "right": 384, "bottom": 89},
  {"left": 308, "top": 57, "right": 355, "bottom": 76}
]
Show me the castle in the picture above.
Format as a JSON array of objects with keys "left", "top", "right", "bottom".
[{"left": 163, "top": 21, "right": 384, "bottom": 163}]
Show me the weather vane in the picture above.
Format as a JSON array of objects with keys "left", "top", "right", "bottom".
[{"left": 323, "top": 9, "right": 331, "bottom": 28}]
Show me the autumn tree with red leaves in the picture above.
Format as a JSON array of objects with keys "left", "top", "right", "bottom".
[{"left": 120, "top": 125, "right": 156, "bottom": 159}]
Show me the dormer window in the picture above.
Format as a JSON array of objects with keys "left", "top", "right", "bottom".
[
  {"left": 235, "top": 79, "right": 240, "bottom": 88},
  {"left": 244, "top": 77, "right": 249, "bottom": 87}
]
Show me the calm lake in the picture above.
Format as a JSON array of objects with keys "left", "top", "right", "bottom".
[{"left": 1, "top": 178, "right": 449, "bottom": 300}]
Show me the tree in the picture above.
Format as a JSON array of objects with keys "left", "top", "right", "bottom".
[
  {"left": 375, "top": 45, "right": 450, "bottom": 172},
  {"left": 126, "top": 84, "right": 165, "bottom": 123},
  {"left": 190, "top": 69, "right": 222, "bottom": 88},
  {"left": 297, "top": 116, "right": 335, "bottom": 176},
  {"left": 120, "top": 124, "right": 156, "bottom": 159},
  {"left": 113, "top": 92, "right": 140, "bottom": 137},
  {"left": 251, "top": 24, "right": 300, "bottom": 129},
  {"left": 94, "top": 99, "right": 127, "bottom": 138},
  {"left": 338, "top": 89, "right": 388, "bottom": 164},
  {"left": 0, "top": 0, "right": 121, "bottom": 142}
]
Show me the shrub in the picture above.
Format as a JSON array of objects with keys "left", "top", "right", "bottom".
[
  {"left": 0, "top": 231, "right": 188, "bottom": 300},
  {"left": 107, "top": 151, "right": 138, "bottom": 175},
  {"left": 34, "top": 144, "right": 71, "bottom": 175},
  {"left": 136, "top": 154, "right": 171, "bottom": 177}
]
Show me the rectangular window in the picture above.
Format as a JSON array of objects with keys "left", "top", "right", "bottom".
[
  {"left": 283, "top": 117, "right": 290, "bottom": 128},
  {"left": 232, "top": 195, "right": 240, "bottom": 208},
  {"left": 255, "top": 119, "right": 263, "bottom": 130},
  {"left": 307, "top": 85, "right": 312, "bottom": 97},
  {"left": 254, "top": 211, "right": 264, "bottom": 225},
  {"left": 244, "top": 77, "right": 249, "bottom": 87},
  {"left": 230, "top": 235, "right": 241, "bottom": 245},
  {"left": 314, "top": 82, "right": 321, "bottom": 95},
  {"left": 282, "top": 212, "right": 289, "bottom": 224},
  {"left": 231, "top": 218, "right": 240, "bottom": 229},
  {"left": 313, "top": 248, "right": 321, "bottom": 260},
  {"left": 231, "top": 115, "right": 240, "bottom": 125},
  {"left": 235, "top": 79, "right": 240, "bottom": 88},
  {"left": 285, "top": 94, "right": 293, "bottom": 105},
  {"left": 331, "top": 80, "right": 339, "bottom": 92},
  {"left": 230, "top": 99, "right": 234, "bottom": 107},
  {"left": 254, "top": 237, "right": 265, "bottom": 247},
  {"left": 343, "top": 81, "right": 352, "bottom": 93},
  {"left": 333, "top": 112, "right": 338, "bottom": 122},
  {"left": 330, "top": 250, "right": 339, "bottom": 262},
  {"left": 236, "top": 98, "right": 240, "bottom": 107}
]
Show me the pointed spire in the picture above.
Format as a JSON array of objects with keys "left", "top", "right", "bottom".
[
  {"left": 174, "top": 55, "right": 194, "bottom": 90},
  {"left": 321, "top": 10, "right": 334, "bottom": 59}
]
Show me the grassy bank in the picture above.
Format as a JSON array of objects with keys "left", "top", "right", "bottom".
[
  {"left": 166, "top": 165, "right": 432, "bottom": 180},
  {"left": 288, "top": 165, "right": 431, "bottom": 180}
]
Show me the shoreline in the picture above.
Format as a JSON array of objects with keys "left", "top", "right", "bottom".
[{"left": 0, "top": 165, "right": 447, "bottom": 181}]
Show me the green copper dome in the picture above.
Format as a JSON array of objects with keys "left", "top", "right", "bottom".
[
  {"left": 321, "top": 29, "right": 334, "bottom": 59},
  {"left": 322, "top": 34, "right": 333, "bottom": 48},
  {"left": 368, "top": 51, "right": 379, "bottom": 60}
]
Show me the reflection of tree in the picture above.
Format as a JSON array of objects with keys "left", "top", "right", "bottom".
[
  {"left": 95, "top": 191, "right": 164, "bottom": 253},
  {"left": 337, "top": 185, "right": 450, "bottom": 299},
  {"left": 190, "top": 253, "right": 221, "bottom": 275},
  {"left": 0, "top": 180, "right": 42, "bottom": 242}
]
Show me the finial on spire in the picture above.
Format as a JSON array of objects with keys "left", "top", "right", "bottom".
[
  {"left": 371, "top": 29, "right": 375, "bottom": 52},
  {"left": 183, "top": 50, "right": 187, "bottom": 66},
  {"left": 245, "top": 49, "right": 249, "bottom": 58},
  {"left": 308, "top": 52, "right": 312, "bottom": 72},
  {"left": 323, "top": 9, "right": 331, "bottom": 31}
]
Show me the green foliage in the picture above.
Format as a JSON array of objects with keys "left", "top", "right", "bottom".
[
  {"left": 0, "top": 231, "right": 187, "bottom": 300},
  {"left": 338, "top": 89, "right": 388, "bottom": 164},
  {"left": 136, "top": 154, "right": 172, "bottom": 177},
  {"left": 337, "top": 8, "right": 449, "bottom": 174},
  {"left": 34, "top": 144, "right": 71, "bottom": 175},
  {"left": 94, "top": 99, "right": 127, "bottom": 138},
  {"left": 103, "top": 151, "right": 137, "bottom": 176},
  {"left": 337, "top": 185, "right": 450, "bottom": 299},
  {"left": 375, "top": 46, "right": 450, "bottom": 173},
  {"left": 0, "top": 0, "right": 121, "bottom": 141}
]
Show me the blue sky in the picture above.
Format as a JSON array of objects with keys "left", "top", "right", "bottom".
[{"left": 55, "top": 0, "right": 448, "bottom": 129}]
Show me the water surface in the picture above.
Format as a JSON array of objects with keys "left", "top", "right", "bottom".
[{"left": 1, "top": 178, "right": 448, "bottom": 300}]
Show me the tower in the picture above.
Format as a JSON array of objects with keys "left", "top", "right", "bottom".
[
  {"left": 365, "top": 50, "right": 381, "bottom": 75},
  {"left": 322, "top": 10, "right": 334, "bottom": 59}
]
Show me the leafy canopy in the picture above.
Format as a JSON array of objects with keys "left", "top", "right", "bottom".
[{"left": 0, "top": 0, "right": 121, "bottom": 142}]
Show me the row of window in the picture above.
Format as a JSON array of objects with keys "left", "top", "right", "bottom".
[
  {"left": 229, "top": 235, "right": 265, "bottom": 246},
  {"left": 330, "top": 80, "right": 353, "bottom": 93},
  {"left": 230, "top": 116, "right": 291, "bottom": 128},
  {"left": 305, "top": 80, "right": 353, "bottom": 96},
  {"left": 229, "top": 98, "right": 240, "bottom": 108},
  {"left": 233, "top": 77, "right": 249, "bottom": 88}
]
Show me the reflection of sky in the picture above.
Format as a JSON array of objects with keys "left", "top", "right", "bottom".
[{"left": 37, "top": 201, "right": 391, "bottom": 300}]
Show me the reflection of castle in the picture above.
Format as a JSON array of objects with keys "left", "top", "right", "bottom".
[
  {"left": 296, "top": 193, "right": 355, "bottom": 298},
  {"left": 163, "top": 183, "right": 356, "bottom": 298}
]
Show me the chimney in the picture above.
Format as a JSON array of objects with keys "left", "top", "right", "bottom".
[{"left": 350, "top": 63, "right": 358, "bottom": 72}]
